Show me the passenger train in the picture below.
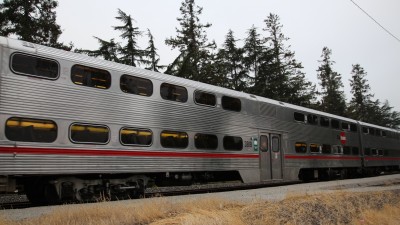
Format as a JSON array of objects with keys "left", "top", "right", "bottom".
[{"left": 0, "top": 37, "right": 399, "bottom": 203}]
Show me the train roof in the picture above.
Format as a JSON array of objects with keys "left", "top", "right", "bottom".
[{"left": 1, "top": 36, "right": 398, "bottom": 133}]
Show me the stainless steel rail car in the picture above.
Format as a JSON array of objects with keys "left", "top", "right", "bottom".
[{"left": 0, "top": 37, "right": 399, "bottom": 203}]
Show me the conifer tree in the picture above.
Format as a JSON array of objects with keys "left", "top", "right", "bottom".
[
  {"left": 243, "top": 26, "right": 264, "bottom": 80},
  {"left": 114, "top": 8, "right": 144, "bottom": 67},
  {"left": 143, "top": 29, "right": 165, "bottom": 72},
  {"left": 316, "top": 47, "right": 346, "bottom": 116},
  {"left": 217, "top": 30, "right": 248, "bottom": 91},
  {"left": 165, "top": 0, "right": 216, "bottom": 83},
  {"left": 347, "top": 64, "right": 373, "bottom": 120},
  {"left": 75, "top": 37, "right": 120, "bottom": 62},
  {"left": 260, "top": 13, "right": 315, "bottom": 106},
  {"left": 0, "top": 0, "right": 70, "bottom": 49}
]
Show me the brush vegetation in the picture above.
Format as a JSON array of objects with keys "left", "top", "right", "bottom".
[{"left": 1, "top": 191, "right": 399, "bottom": 225}]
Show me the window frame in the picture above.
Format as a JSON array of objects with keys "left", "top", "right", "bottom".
[
  {"left": 221, "top": 96, "right": 241, "bottom": 112},
  {"left": 69, "top": 123, "right": 110, "bottom": 145},
  {"left": 193, "top": 90, "right": 217, "bottom": 107},
  {"left": 294, "top": 112, "right": 305, "bottom": 123},
  {"left": 120, "top": 74, "right": 153, "bottom": 97},
  {"left": 194, "top": 133, "right": 218, "bottom": 150},
  {"left": 10, "top": 52, "right": 60, "bottom": 80},
  {"left": 295, "top": 142, "right": 307, "bottom": 153},
  {"left": 71, "top": 64, "right": 111, "bottom": 89},
  {"left": 223, "top": 136, "right": 243, "bottom": 151},
  {"left": 320, "top": 117, "right": 330, "bottom": 127},
  {"left": 119, "top": 127, "right": 153, "bottom": 147},
  {"left": 310, "top": 143, "right": 321, "bottom": 153},
  {"left": 5, "top": 117, "right": 58, "bottom": 143},
  {"left": 160, "top": 83, "right": 188, "bottom": 103},
  {"left": 160, "top": 130, "right": 189, "bottom": 149}
]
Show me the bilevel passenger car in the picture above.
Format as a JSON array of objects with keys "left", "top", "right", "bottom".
[{"left": 0, "top": 36, "right": 399, "bottom": 204}]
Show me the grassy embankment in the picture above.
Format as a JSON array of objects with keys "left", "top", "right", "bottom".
[{"left": 1, "top": 191, "right": 399, "bottom": 225}]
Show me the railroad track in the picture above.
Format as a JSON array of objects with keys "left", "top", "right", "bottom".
[{"left": 0, "top": 180, "right": 301, "bottom": 209}]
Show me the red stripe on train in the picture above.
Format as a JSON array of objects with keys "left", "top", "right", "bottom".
[
  {"left": 0, "top": 146, "right": 259, "bottom": 159},
  {"left": 285, "top": 155, "right": 361, "bottom": 160}
]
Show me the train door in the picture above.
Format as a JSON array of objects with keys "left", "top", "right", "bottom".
[{"left": 259, "top": 132, "right": 283, "bottom": 181}]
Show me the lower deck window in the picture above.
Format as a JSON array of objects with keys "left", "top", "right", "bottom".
[
  {"left": 161, "top": 131, "right": 188, "bottom": 148},
  {"left": 120, "top": 127, "right": 152, "bottom": 146},
  {"left": 223, "top": 136, "right": 243, "bottom": 151},
  {"left": 5, "top": 117, "right": 57, "bottom": 142},
  {"left": 295, "top": 142, "right": 307, "bottom": 153},
  {"left": 70, "top": 123, "right": 109, "bottom": 144},
  {"left": 321, "top": 144, "right": 331, "bottom": 154},
  {"left": 194, "top": 133, "right": 218, "bottom": 150},
  {"left": 310, "top": 143, "right": 320, "bottom": 153},
  {"left": 332, "top": 145, "right": 343, "bottom": 154},
  {"left": 352, "top": 147, "right": 359, "bottom": 155}
]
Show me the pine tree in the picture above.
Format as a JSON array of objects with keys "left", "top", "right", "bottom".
[
  {"left": 0, "top": 0, "right": 70, "bottom": 49},
  {"left": 347, "top": 64, "right": 373, "bottom": 120},
  {"left": 260, "top": 13, "right": 315, "bottom": 106},
  {"left": 114, "top": 8, "right": 144, "bottom": 67},
  {"left": 75, "top": 37, "right": 120, "bottom": 62},
  {"left": 165, "top": 0, "right": 216, "bottom": 83},
  {"left": 316, "top": 47, "right": 346, "bottom": 116},
  {"left": 143, "top": 29, "right": 165, "bottom": 72},
  {"left": 243, "top": 25, "right": 264, "bottom": 80},
  {"left": 217, "top": 30, "right": 248, "bottom": 91}
]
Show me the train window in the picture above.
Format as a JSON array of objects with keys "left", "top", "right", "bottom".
[
  {"left": 5, "top": 117, "right": 57, "bottom": 142},
  {"left": 378, "top": 149, "right": 384, "bottom": 156},
  {"left": 375, "top": 129, "right": 381, "bottom": 136},
  {"left": 160, "top": 131, "right": 188, "bottom": 149},
  {"left": 70, "top": 123, "right": 110, "bottom": 144},
  {"left": 350, "top": 123, "right": 358, "bottom": 132},
  {"left": 320, "top": 117, "right": 330, "bottom": 127},
  {"left": 332, "top": 145, "right": 343, "bottom": 154},
  {"left": 343, "top": 146, "right": 351, "bottom": 155},
  {"left": 341, "top": 122, "right": 349, "bottom": 131},
  {"left": 307, "top": 114, "right": 318, "bottom": 125},
  {"left": 310, "top": 143, "right": 320, "bottom": 153},
  {"left": 362, "top": 127, "right": 369, "bottom": 134},
  {"left": 295, "top": 142, "right": 307, "bottom": 153},
  {"left": 384, "top": 149, "right": 389, "bottom": 156},
  {"left": 194, "top": 91, "right": 216, "bottom": 107},
  {"left": 364, "top": 148, "right": 371, "bottom": 156},
  {"left": 272, "top": 136, "right": 280, "bottom": 152},
  {"left": 221, "top": 96, "right": 241, "bottom": 112},
  {"left": 352, "top": 147, "right": 359, "bottom": 155},
  {"left": 260, "top": 135, "right": 269, "bottom": 152},
  {"left": 160, "top": 83, "right": 188, "bottom": 102},
  {"left": 371, "top": 148, "right": 378, "bottom": 156},
  {"left": 382, "top": 131, "right": 387, "bottom": 137},
  {"left": 194, "top": 133, "right": 218, "bottom": 150},
  {"left": 120, "top": 75, "right": 153, "bottom": 96},
  {"left": 369, "top": 128, "right": 375, "bottom": 135},
  {"left": 331, "top": 119, "right": 340, "bottom": 129},
  {"left": 321, "top": 144, "right": 331, "bottom": 154},
  {"left": 11, "top": 53, "right": 59, "bottom": 79},
  {"left": 223, "top": 136, "right": 243, "bottom": 151},
  {"left": 120, "top": 127, "right": 152, "bottom": 146},
  {"left": 71, "top": 65, "right": 111, "bottom": 89},
  {"left": 294, "top": 112, "right": 305, "bottom": 122}
]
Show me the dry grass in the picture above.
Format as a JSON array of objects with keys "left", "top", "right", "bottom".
[{"left": 1, "top": 191, "right": 399, "bottom": 225}]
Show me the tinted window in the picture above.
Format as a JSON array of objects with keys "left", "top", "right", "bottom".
[
  {"left": 120, "top": 127, "right": 152, "bottom": 146},
  {"left": 371, "top": 148, "right": 378, "bottom": 156},
  {"left": 350, "top": 123, "right": 358, "bottom": 132},
  {"left": 310, "top": 143, "right": 320, "bottom": 153},
  {"left": 194, "top": 133, "right": 218, "bottom": 150},
  {"left": 71, "top": 65, "right": 111, "bottom": 89},
  {"left": 5, "top": 117, "right": 57, "bottom": 142},
  {"left": 11, "top": 53, "right": 59, "bottom": 79},
  {"left": 352, "top": 147, "right": 359, "bottom": 155},
  {"left": 342, "top": 122, "right": 349, "bottom": 130},
  {"left": 160, "top": 83, "right": 188, "bottom": 102},
  {"left": 369, "top": 128, "right": 375, "bottom": 135},
  {"left": 160, "top": 131, "right": 188, "bottom": 148},
  {"left": 307, "top": 114, "right": 318, "bottom": 125},
  {"left": 382, "top": 131, "right": 387, "bottom": 137},
  {"left": 332, "top": 145, "right": 343, "bottom": 154},
  {"left": 378, "top": 149, "right": 384, "bottom": 156},
  {"left": 194, "top": 91, "right": 216, "bottom": 106},
  {"left": 375, "top": 129, "right": 381, "bottom": 136},
  {"left": 221, "top": 96, "right": 241, "bottom": 112},
  {"left": 320, "top": 117, "right": 330, "bottom": 127},
  {"left": 223, "top": 136, "right": 243, "bottom": 151},
  {"left": 120, "top": 75, "right": 153, "bottom": 96},
  {"left": 362, "top": 127, "right": 369, "bottom": 134},
  {"left": 331, "top": 119, "right": 340, "bottom": 129},
  {"left": 343, "top": 146, "right": 351, "bottom": 155},
  {"left": 364, "top": 148, "right": 371, "bottom": 156},
  {"left": 295, "top": 142, "right": 307, "bottom": 153},
  {"left": 70, "top": 124, "right": 109, "bottom": 144},
  {"left": 294, "top": 112, "right": 305, "bottom": 122},
  {"left": 321, "top": 144, "right": 331, "bottom": 154},
  {"left": 260, "top": 135, "right": 269, "bottom": 152}
]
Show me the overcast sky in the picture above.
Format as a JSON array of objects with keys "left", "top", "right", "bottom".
[{"left": 55, "top": 0, "right": 400, "bottom": 110}]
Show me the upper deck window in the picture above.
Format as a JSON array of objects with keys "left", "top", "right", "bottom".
[
  {"left": 294, "top": 112, "right": 305, "bottom": 122},
  {"left": 160, "top": 83, "right": 188, "bottom": 102},
  {"left": 11, "top": 53, "right": 59, "bottom": 79},
  {"left": 71, "top": 65, "right": 111, "bottom": 89},
  {"left": 194, "top": 91, "right": 216, "bottom": 107},
  {"left": 320, "top": 117, "right": 330, "bottom": 127},
  {"left": 331, "top": 119, "right": 340, "bottom": 129},
  {"left": 221, "top": 96, "right": 241, "bottom": 112},
  {"left": 307, "top": 114, "right": 318, "bottom": 125},
  {"left": 120, "top": 75, "right": 153, "bottom": 96}
]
